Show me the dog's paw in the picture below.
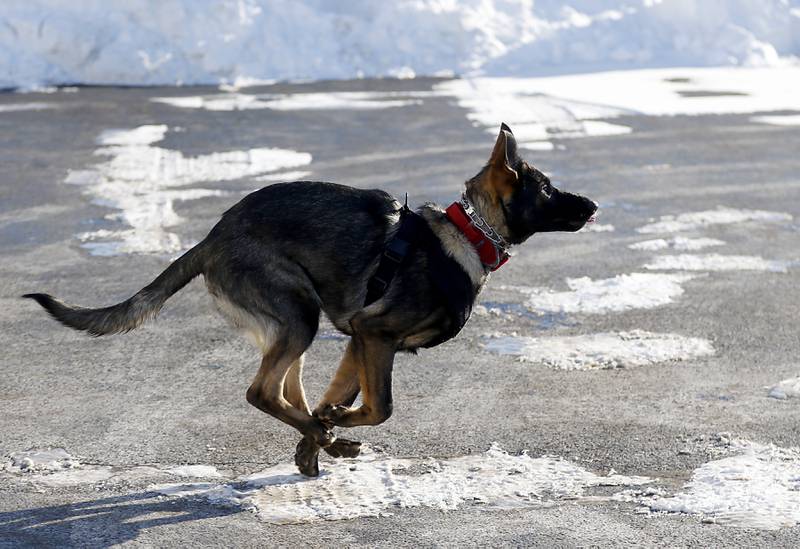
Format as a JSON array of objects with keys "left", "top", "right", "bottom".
[
  {"left": 314, "top": 404, "right": 350, "bottom": 427},
  {"left": 323, "top": 438, "right": 362, "bottom": 459},
  {"left": 295, "top": 436, "right": 320, "bottom": 477}
]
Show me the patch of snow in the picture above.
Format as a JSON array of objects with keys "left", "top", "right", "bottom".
[
  {"left": 436, "top": 66, "right": 800, "bottom": 148},
  {"left": 66, "top": 124, "right": 312, "bottom": 255},
  {"left": 254, "top": 170, "right": 313, "bottom": 182},
  {"left": 519, "top": 141, "right": 554, "bottom": 151},
  {"left": 3, "top": 448, "right": 78, "bottom": 473},
  {"left": 1, "top": 448, "right": 115, "bottom": 486},
  {"left": 768, "top": 376, "right": 800, "bottom": 400},
  {"left": 644, "top": 254, "right": 794, "bottom": 273},
  {"left": 637, "top": 206, "right": 792, "bottom": 234},
  {"left": 483, "top": 330, "right": 714, "bottom": 370},
  {"left": 578, "top": 120, "right": 633, "bottom": 137},
  {"left": 152, "top": 444, "right": 651, "bottom": 524},
  {"left": 580, "top": 223, "right": 615, "bottom": 233},
  {"left": 645, "top": 440, "right": 800, "bottom": 530},
  {"left": 152, "top": 91, "right": 428, "bottom": 111},
  {"left": 2, "top": 450, "right": 228, "bottom": 487},
  {"left": 751, "top": 114, "right": 800, "bottom": 126},
  {"left": 505, "top": 272, "right": 697, "bottom": 315},
  {"left": 629, "top": 236, "right": 726, "bottom": 251},
  {"left": 167, "top": 465, "right": 223, "bottom": 478},
  {"left": 0, "top": 102, "right": 56, "bottom": 113}
]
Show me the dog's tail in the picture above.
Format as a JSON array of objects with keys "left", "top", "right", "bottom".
[{"left": 23, "top": 241, "right": 207, "bottom": 336}]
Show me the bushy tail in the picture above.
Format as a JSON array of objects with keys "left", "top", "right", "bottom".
[{"left": 23, "top": 242, "right": 206, "bottom": 336}]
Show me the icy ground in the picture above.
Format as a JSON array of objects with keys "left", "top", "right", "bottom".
[{"left": 1, "top": 0, "right": 800, "bottom": 89}]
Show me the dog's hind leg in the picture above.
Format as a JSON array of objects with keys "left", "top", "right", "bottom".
[
  {"left": 283, "top": 355, "right": 310, "bottom": 414},
  {"left": 306, "top": 339, "right": 364, "bottom": 459},
  {"left": 281, "top": 354, "right": 357, "bottom": 468},
  {"left": 246, "top": 328, "right": 335, "bottom": 477},
  {"left": 316, "top": 334, "right": 396, "bottom": 428}
]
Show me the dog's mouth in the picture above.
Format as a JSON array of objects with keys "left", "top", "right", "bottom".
[{"left": 586, "top": 213, "right": 597, "bottom": 223}]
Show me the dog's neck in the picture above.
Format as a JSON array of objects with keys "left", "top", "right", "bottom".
[{"left": 444, "top": 194, "right": 509, "bottom": 272}]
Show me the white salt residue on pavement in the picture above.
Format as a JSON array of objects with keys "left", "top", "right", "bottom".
[
  {"left": 152, "top": 91, "right": 430, "bottom": 111},
  {"left": 637, "top": 206, "right": 792, "bottom": 234},
  {"left": 483, "top": 330, "right": 714, "bottom": 370},
  {"left": 504, "top": 273, "right": 697, "bottom": 315},
  {"left": 65, "top": 124, "right": 312, "bottom": 255},
  {"left": 642, "top": 439, "right": 800, "bottom": 530},
  {"left": 644, "top": 254, "right": 794, "bottom": 273},
  {"left": 751, "top": 114, "right": 800, "bottom": 126},
  {"left": 0, "top": 102, "right": 56, "bottom": 113},
  {"left": 768, "top": 376, "right": 800, "bottom": 400},
  {"left": 152, "top": 444, "right": 651, "bottom": 524},
  {"left": 629, "top": 236, "right": 726, "bottom": 251}
]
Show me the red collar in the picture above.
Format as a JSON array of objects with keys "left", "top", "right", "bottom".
[{"left": 445, "top": 200, "right": 509, "bottom": 271}]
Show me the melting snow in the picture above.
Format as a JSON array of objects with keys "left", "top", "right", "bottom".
[
  {"left": 65, "top": 124, "right": 312, "bottom": 255},
  {"left": 637, "top": 207, "right": 792, "bottom": 234},
  {"left": 628, "top": 237, "right": 726, "bottom": 251},
  {"left": 505, "top": 273, "right": 697, "bottom": 315},
  {"left": 768, "top": 376, "right": 800, "bottom": 400},
  {"left": 644, "top": 254, "right": 794, "bottom": 273},
  {"left": 644, "top": 440, "right": 800, "bottom": 530},
  {"left": 483, "top": 330, "right": 714, "bottom": 370},
  {"left": 152, "top": 444, "right": 651, "bottom": 524}
]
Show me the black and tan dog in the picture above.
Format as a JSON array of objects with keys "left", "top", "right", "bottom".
[{"left": 25, "top": 123, "right": 597, "bottom": 476}]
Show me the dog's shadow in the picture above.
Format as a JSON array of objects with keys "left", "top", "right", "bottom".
[{"left": 0, "top": 491, "right": 240, "bottom": 548}]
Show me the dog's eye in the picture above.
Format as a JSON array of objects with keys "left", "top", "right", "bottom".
[{"left": 541, "top": 183, "right": 552, "bottom": 198}]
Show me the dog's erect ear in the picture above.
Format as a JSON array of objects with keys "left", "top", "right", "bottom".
[
  {"left": 485, "top": 123, "right": 519, "bottom": 200},
  {"left": 500, "top": 122, "right": 513, "bottom": 134}
]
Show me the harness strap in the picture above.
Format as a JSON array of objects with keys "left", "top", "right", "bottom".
[{"left": 364, "top": 204, "right": 424, "bottom": 307}]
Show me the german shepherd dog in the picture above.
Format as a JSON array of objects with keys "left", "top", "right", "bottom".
[{"left": 25, "top": 124, "right": 597, "bottom": 476}]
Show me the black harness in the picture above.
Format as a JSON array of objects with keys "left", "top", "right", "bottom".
[{"left": 364, "top": 203, "right": 475, "bottom": 348}]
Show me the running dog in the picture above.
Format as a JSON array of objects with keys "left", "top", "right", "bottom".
[{"left": 25, "top": 123, "right": 597, "bottom": 476}]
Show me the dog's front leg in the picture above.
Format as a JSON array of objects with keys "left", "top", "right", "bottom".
[{"left": 316, "top": 334, "right": 395, "bottom": 427}]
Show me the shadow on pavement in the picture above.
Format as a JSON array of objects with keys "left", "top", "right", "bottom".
[{"left": 0, "top": 491, "right": 240, "bottom": 548}]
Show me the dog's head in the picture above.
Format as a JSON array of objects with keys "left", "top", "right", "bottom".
[{"left": 466, "top": 123, "right": 597, "bottom": 245}]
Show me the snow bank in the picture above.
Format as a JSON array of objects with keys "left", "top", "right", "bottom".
[{"left": 1, "top": 1, "right": 799, "bottom": 89}]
